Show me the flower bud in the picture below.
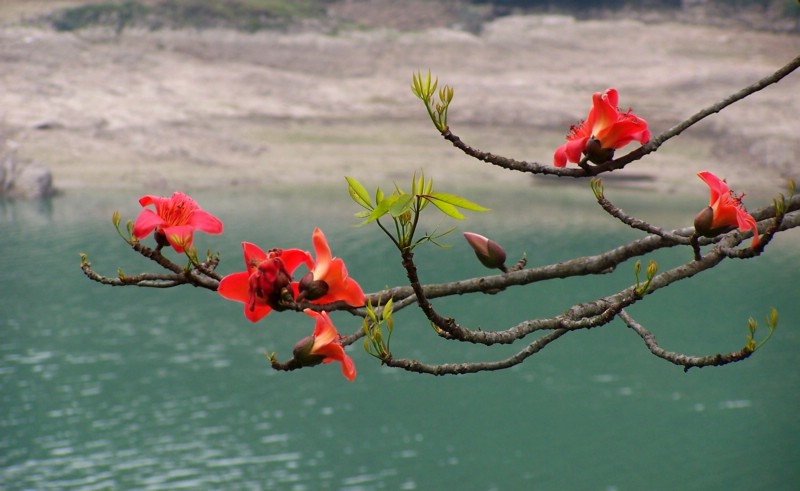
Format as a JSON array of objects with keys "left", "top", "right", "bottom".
[
  {"left": 693, "top": 206, "right": 717, "bottom": 238},
  {"left": 292, "top": 335, "right": 325, "bottom": 367},
  {"left": 584, "top": 137, "right": 616, "bottom": 164},
  {"left": 463, "top": 232, "right": 507, "bottom": 270},
  {"left": 297, "top": 271, "right": 330, "bottom": 302},
  {"left": 154, "top": 230, "right": 170, "bottom": 249}
]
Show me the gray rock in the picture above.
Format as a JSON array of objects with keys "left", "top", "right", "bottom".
[{"left": 0, "top": 158, "right": 55, "bottom": 199}]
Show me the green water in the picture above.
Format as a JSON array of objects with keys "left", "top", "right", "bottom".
[{"left": 2, "top": 187, "right": 799, "bottom": 490}]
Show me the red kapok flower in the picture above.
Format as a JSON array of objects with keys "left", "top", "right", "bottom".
[
  {"left": 133, "top": 192, "right": 223, "bottom": 253},
  {"left": 296, "top": 228, "right": 365, "bottom": 307},
  {"left": 694, "top": 171, "right": 759, "bottom": 247},
  {"left": 292, "top": 309, "right": 356, "bottom": 381},
  {"left": 554, "top": 88, "right": 650, "bottom": 167},
  {"left": 218, "top": 242, "right": 313, "bottom": 323}
]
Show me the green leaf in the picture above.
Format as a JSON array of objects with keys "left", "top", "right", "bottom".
[
  {"left": 427, "top": 198, "right": 464, "bottom": 220},
  {"left": 366, "top": 301, "right": 378, "bottom": 323},
  {"left": 426, "top": 193, "right": 490, "bottom": 212},
  {"left": 414, "top": 171, "right": 425, "bottom": 197},
  {"left": 382, "top": 298, "right": 393, "bottom": 320},
  {"left": 364, "top": 194, "right": 397, "bottom": 224},
  {"left": 375, "top": 186, "right": 384, "bottom": 204},
  {"left": 419, "top": 177, "right": 434, "bottom": 211},
  {"left": 346, "top": 176, "right": 372, "bottom": 209},
  {"left": 389, "top": 193, "right": 414, "bottom": 218}
]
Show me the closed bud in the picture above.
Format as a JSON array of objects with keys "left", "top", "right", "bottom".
[
  {"left": 693, "top": 206, "right": 716, "bottom": 238},
  {"left": 463, "top": 232, "right": 507, "bottom": 270},
  {"left": 584, "top": 137, "right": 615, "bottom": 165},
  {"left": 297, "top": 271, "right": 330, "bottom": 302},
  {"left": 154, "top": 230, "right": 170, "bottom": 248},
  {"left": 292, "top": 335, "right": 325, "bottom": 367}
]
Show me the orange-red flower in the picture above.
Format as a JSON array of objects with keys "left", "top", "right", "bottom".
[
  {"left": 133, "top": 192, "right": 223, "bottom": 253},
  {"left": 218, "top": 242, "right": 313, "bottom": 323},
  {"left": 694, "top": 171, "right": 759, "bottom": 247},
  {"left": 554, "top": 88, "right": 650, "bottom": 167},
  {"left": 292, "top": 309, "right": 356, "bottom": 381},
  {"left": 296, "top": 228, "right": 365, "bottom": 307}
]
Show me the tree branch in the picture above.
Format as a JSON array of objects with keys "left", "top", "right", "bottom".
[
  {"left": 597, "top": 53, "right": 800, "bottom": 172},
  {"left": 619, "top": 310, "right": 753, "bottom": 371},
  {"left": 441, "top": 54, "right": 800, "bottom": 176},
  {"left": 384, "top": 329, "right": 568, "bottom": 375}
]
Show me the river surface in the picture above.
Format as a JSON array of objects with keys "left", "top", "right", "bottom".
[{"left": 2, "top": 186, "right": 798, "bottom": 490}]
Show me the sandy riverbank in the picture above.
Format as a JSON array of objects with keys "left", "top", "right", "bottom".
[{"left": 1, "top": 12, "right": 798, "bottom": 198}]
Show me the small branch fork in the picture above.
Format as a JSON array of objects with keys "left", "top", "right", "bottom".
[
  {"left": 81, "top": 242, "right": 221, "bottom": 290},
  {"left": 81, "top": 55, "right": 800, "bottom": 376}
]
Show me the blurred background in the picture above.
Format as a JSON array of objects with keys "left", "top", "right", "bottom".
[{"left": 2, "top": 1, "right": 799, "bottom": 490}]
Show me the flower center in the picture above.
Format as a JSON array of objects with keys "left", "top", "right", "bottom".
[
  {"left": 159, "top": 197, "right": 194, "bottom": 226},
  {"left": 247, "top": 253, "right": 294, "bottom": 311}
]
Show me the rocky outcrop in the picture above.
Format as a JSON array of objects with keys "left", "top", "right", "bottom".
[{"left": 1, "top": 148, "right": 55, "bottom": 199}]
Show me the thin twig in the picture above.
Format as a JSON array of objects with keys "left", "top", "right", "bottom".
[
  {"left": 384, "top": 329, "right": 568, "bottom": 375},
  {"left": 620, "top": 310, "right": 753, "bottom": 371},
  {"left": 596, "top": 196, "right": 691, "bottom": 244}
]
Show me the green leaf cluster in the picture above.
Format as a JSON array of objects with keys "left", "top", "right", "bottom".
[
  {"left": 412, "top": 70, "right": 454, "bottom": 132},
  {"left": 363, "top": 299, "right": 395, "bottom": 361},
  {"left": 745, "top": 307, "right": 778, "bottom": 353},
  {"left": 346, "top": 171, "right": 489, "bottom": 251},
  {"left": 112, "top": 210, "right": 136, "bottom": 244},
  {"left": 633, "top": 259, "right": 658, "bottom": 297}
]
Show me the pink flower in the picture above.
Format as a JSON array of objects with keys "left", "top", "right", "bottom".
[
  {"left": 218, "top": 242, "right": 313, "bottom": 323},
  {"left": 694, "top": 171, "right": 759, "bottom": 247},
  {"left": 292, "top": 309, "right": 356, "bottom": 381},
  {"left": 296, "top": 228, "right": 365, "bottom": 307},
  {"left": 133, "top": 192, "right": 223, "bottom": 253},
  {"left": 554, "top": 88, "right": 650, "bottom": 167}
]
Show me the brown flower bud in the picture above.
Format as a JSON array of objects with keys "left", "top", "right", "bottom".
[
  {"left": 296, "top": 272, "right": 330, "bottom": 302},
  {"left": 584, "top": 137, "right": 615, "bottom": 165},
  {"left": 693, "top": 206, "right": 717, "bottom": 238},
  {"left": 463, "top": 232, "right": 507, "bottom": 270},
  {"left": 292, "top": 335, "right": 325, "bottom": 367}
]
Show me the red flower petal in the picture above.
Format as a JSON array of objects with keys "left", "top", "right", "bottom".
[
  {"left": 241, "top": 242, "right": 267, "bottom": 270},
  {"left": 313, "top": 259, "right": 365, "bottom": 307},
  {"left": 697, "top": 171, "right": 725, "bottom": 206},
  {"left": 696, "top": 171, "right": 759, "bottom": 248},
  {"left": 161, "top": 224, "right": 195, "bottom": 253},
  {"left": 281, "top": 248, "right": 314, "bottom": 274},
  {"left": 218, "top": 271, "right": 250, "bottom": 302},
  {"left": 311, "top": 227, "right": 333, "bottom": 279},
  {"left": 304, "top": 309, "right": 356, "bottom": 381},
  {"left": 553, "top": 88, "right": 649, "bottom": 167},
  {"left": 132, "top": 208, "right": 164, "bottom": 239},
  {"left": 190, "top": 209, "right": 224, "bottom": 235},
  {"left": 134, "top": 192, "right": 223, "bottom": 253},
  {"left": 305, "top": 229, "right": 365, "bottom": 307},
  {"left": 218, "top": 271, "right": 273, "bottom": 323}
]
